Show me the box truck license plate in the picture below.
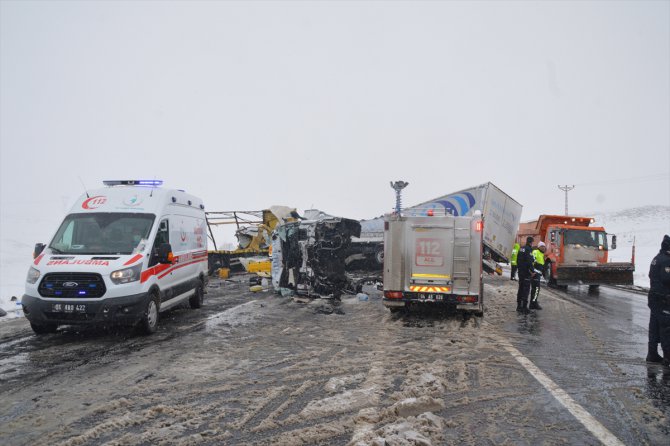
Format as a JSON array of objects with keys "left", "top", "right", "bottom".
[
  {"left": 418, "top": 294, "right": 443, "bottom": 301},
  {"left": 52, "top": 303, "right": 86, "bottom": 313}
]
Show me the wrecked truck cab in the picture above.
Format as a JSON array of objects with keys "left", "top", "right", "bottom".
[{"left": 272, "top": 210, "right": 362, "bottom": 299}]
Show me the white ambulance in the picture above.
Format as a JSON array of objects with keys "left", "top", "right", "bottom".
[{"left": 22, "top": 180, "right": 208, "bottom": 335}]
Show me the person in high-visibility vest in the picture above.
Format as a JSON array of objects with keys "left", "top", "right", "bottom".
[
  {"left": 530, "top": 241, "right": 546, "bottom": 310},
  {"left": 510, "top": 242, "right": 520, "bottom": 281}
]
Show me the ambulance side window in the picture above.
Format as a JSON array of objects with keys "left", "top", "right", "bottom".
[{"left": 149, "top": 219, "right": 169, "bottom": 267}]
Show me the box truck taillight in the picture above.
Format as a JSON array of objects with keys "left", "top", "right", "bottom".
[
  {"left": 475, "top": 221, "right": 483, "bottom": 232},
  {"left": 384, "top": 291, "right": 403, "bottom": 299},
  {"left": 457, "top": 296, "right": 478, "bottom": 303}
]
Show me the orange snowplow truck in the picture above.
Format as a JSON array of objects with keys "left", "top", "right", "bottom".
[{"left": 516, "top": 215, "right": 634, "bottom": 288}]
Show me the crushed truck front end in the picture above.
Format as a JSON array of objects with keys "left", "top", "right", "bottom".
[{"left": 382, "top": 213, "right": 484, "bottom": 315}]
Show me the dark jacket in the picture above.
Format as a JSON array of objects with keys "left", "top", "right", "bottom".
[
  {"left": 649, "top": 235, "right": 670, "bottom": 303},
  {"left": 517, "top": 242, "right": 535, "bottom": 278}
]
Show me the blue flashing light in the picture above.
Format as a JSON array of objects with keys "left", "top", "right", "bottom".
[
  {"left": 78, "top": 290, "right": 87, "bottom": 295},
  {"left": 103, "top": 180, "right": 163, "bottom": 187},
  {"left": 55, "top": 291, "right": 62, "bottom": 295},
  {"left": 88, "top": 284, "right": 97, "bottom": 288}
]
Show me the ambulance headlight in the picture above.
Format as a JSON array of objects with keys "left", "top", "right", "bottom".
[
  {"left": 110, "top": 264, "right": 142, "bottom": 284},
  {"left": 26, "top": 267, "right": 41, "bottom": 284}
]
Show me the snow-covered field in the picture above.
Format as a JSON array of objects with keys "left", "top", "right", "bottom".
[
  {"left": 1, "top": 204, "right": 668, "bottom": 316},
  {"left": 591, "top": 205, "right": 670, "bottom": 288},
  {"left": 0, "top": 198, "right": 72, "bottom": 318}
]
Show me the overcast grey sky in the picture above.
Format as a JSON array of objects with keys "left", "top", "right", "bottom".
[{"left": 1, "top": 0, "right": 669, "bottom": 233}]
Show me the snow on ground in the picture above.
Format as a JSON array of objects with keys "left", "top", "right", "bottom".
[
  {"left": 592, "top": 205, "right": 670, "bottom": 288},
  {"left": 0, "top": 197, "right": 74, "bottom": 317},
  {"left": 1, "top": 204, "right": 668, "bottom": 316}
]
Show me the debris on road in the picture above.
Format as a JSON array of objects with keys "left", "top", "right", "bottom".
[{"left": 273, "top": 209, "right": 362, "bottom": 299}]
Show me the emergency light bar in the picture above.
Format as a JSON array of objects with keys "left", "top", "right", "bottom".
[{"left": 103, "top": 180, "right": 163, "bottom": 187}]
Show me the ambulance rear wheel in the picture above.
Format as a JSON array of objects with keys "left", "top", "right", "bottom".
[
  {"left": 30, "top": 322, "right": 58, "bottom": 335},
  {"left": 189, "top": 282, "right": 204, "bottom": 309},
  {"left": 140, "top": 293, "right": 159, "bottom": 335}
]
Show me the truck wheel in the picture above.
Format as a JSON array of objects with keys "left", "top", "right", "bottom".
[
  {"left": 30, "top": 322, "right": 58, "bottom": 335},
  {"left": 375, "top": 249, "right": 384, "bottom": 265},
  {"left": 189, "top": 281, "right": 204, "bottom": 309},
  {"left": 140, "top": 293, "right": 160, "bottom": 335},
  {"left": 546, "top": 263, "right": 558, "bottom": 287},
  {"left": 588, "top": 285, "right": 600, "bottom": 294}
]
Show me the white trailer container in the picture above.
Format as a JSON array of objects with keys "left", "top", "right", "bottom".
[
  {"left": 404, "top": 182, "right": 522, "bottom": 270},
  {"left": 382, "top": 212, "right": 484, "bottom": 315}
]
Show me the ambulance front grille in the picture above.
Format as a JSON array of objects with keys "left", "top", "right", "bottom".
[{"left": 38, "top": 273, "right": 107, "bottom": 298}]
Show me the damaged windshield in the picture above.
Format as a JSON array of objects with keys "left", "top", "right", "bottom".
[
  {"left": 564, "top": 230, "right": 607, "bottom": 249},
  {"left": 49, "top": 213, "right": 155, "bottom": 255}
]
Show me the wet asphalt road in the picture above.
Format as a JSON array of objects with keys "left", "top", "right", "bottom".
[{"left": 0, "top": 275, "right": 668, "bottom": 445}]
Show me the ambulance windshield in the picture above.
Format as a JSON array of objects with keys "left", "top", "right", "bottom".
[{"left": 49, "top": 213, "right": 155, "bottom": 255}]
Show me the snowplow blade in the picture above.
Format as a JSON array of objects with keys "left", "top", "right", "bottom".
[{"left": 555, "top": 263, "right": 634, "bottom": 286}]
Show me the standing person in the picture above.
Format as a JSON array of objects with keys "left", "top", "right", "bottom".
[
  {"left": 516, "top": 236, "right": 535, "bottom": 314},
  {"left": 510, "top": 242, "right": 520, "bottom": 281},
  {"left": 647, "top": 235, "right": 670, "bottom": 365},
  {"left": 529, "top": 242, "right": 546, "bottom": 310}
]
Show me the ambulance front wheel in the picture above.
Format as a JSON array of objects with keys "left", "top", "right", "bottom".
[
  {"left": 189, "top": 281, "right": 204, "bottom": 309},
  {"left": 140, "top": 293, "right": 160, "bottom": 335},
  {"left": 30, "top": 322, "right": 58, "bottom": 335}
]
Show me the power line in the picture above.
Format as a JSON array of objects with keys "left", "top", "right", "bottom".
[{"left": 574, "top": 173, "right": 669, "bottom": 187}]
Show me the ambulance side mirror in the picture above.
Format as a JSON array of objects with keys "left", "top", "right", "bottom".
[
  {"left": 33, "top": 243, "right": 46, "bottom": 259},
  {"left": 611, "top": 235, "right": 617, "bottom": 250},
  {"left": 157, "top": 243, "right": 174, "bottom": 264}
]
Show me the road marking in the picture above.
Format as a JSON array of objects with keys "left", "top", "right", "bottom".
[{"left": 498, "top": 338, "right": 625, "bottom": 446}]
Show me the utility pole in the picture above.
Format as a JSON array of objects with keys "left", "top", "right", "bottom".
[{"left": 558, "top": 185, "right": 575, "bottom": 215}]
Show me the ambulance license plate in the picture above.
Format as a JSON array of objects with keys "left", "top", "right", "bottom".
[
  {"left": 52, "top": 303, "right": 86, "bottom": 313},
  {"left": 418, "top": 294, "right": 442, "bottom": 301}
]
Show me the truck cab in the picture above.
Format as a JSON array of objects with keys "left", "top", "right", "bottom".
[{"left": 518, "top": 215, "right": 633, "bottom": 287}]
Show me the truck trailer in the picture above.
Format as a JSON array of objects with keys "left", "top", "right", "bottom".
[
  {"left": 516, "top": 215, "right": 635, "bottom": 288},
  {"left": 382, "top": 212, "right": 484, "bottom": 315},
  {"left": 404, "top": 182, "right": 523, "bottom": 274}
]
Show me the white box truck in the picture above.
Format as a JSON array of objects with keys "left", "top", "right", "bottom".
[
  {"left": 404, "top": 182, "right": 522, "bottom": 273},
  {"left": 22, "top": 180, "right": 208, "bottom": 335},
  {"left": 382, "top": 212, "right": 484, "bottom": 315}
]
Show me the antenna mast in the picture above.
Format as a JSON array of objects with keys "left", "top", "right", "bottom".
[{"left": 390, "top": 181, "right": 409, "bottom": 213}]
